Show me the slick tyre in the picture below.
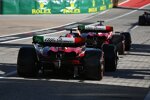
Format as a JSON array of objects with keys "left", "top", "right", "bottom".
[
  {"left": 139, "top": 16, "right": 146, "bottom": 25},
  {"left": 121, "top": 32, "right": 131, "bottom": 51},
  {"left": 103, "top": 44, "right": 117, "bottom": 72},
  {"left": 17, "top": 46, "right": 39, "bottom": 77},
  {"left": 111, "top": 34, "right": 125, "bottom": 55},
  {"left": 117, "top": 42, "right": 125, "bottom": 55},
  {"left": 83, "top": 50, "right": 103, "bottom": 80}
]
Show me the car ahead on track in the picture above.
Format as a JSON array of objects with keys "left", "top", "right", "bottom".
[
  {"left": 17, "top": 35, "right": 104, "bottom": 80},
  {"left": 66, "top": 24, "right": 131, "bottom": 71},
  {"left": 96, "top": 21, "right": 131, "bottom": 52},
  {"left": 139, "top": 12, "right": 150, "bottom": 25}
]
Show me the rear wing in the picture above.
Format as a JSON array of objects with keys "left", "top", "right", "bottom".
[
  {"left": 33, "top": 35, "right": 85, "bottom": 47},
  {"left": 78, "top": 25, "right": 113, "bottom": 33}
]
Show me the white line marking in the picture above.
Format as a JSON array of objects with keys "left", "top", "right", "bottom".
[
  {"left": 0, "top": 23, "right": 75, "bottom": 38},
  {"left": 0, "top": 11, "right": 108, "bottom": 43},
  {"left": 0, "top": 11, "right": 106, "bottom": 38},
  {"left": 1, "top": 30, "right": 66, "bottom": 43},
  {"left": 130, "top": 25, "right": 138, "bottom": 31},
  {"left": 118, "top": 0, "right": 130, "bottom": 6},
  {"left": 3, "top": 1, "right": 148, "bottom": 43}
]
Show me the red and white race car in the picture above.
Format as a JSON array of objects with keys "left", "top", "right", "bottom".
[
  {"left": 65, "top": 22, "right": 132, "bottom": 71},
  {"left": 17, "top": 35, "right": 104, "bottom": 80}
]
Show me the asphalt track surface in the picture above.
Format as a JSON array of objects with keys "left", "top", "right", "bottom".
[{"left": 0, "top": 1, "right": 150, "bottom": 100}]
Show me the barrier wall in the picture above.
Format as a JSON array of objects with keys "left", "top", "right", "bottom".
[
  {"left": 1, "top": 0, "right": 113, "bottom": 14},
  {"left": 0, "top": 0, "right": 2, "bottom": 14}
]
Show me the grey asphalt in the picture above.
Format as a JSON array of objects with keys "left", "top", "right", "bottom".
[{"left": 0, "top": 5, "right": 150, "bottom": 100}]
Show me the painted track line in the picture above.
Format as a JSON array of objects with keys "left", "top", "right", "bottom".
[
  {"left": 1, "top": 4, "right": 147, "bottom": 44},
  {"left": 119, "top": 0, "right": 130, "bottom": 6},
  {"left": 1, "top": 30, "right": 66, "bottom": 43}
]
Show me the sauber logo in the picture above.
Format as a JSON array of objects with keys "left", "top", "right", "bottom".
[{"left": 32, "top": 0, "right": 51, "bottom": 14}]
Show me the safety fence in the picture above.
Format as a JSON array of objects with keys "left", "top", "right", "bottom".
[{"left": 0, "top": 0, "right": 113, "bottom": 14}]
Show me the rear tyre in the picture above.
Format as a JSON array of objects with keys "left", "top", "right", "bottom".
[
  {"left": 139, "top": 16, "right": 146, "bottom": 25},
  {"left": 121, "top": 32, "right": 131, "bottom": 51},
  {"left": 17, "top": 46, "right": 39, "bottom": 77},
  {"left": 103, "top": 44, "right": 117, "bottom": 72},
  {"left": 111, "top": 34, "right": 125, "bottom": 55},
  {"left": 83, "top": 49, "right": 103, "bottom": 80},
  {"left": 117, "top": 42, "right": 125, "bottom": 55}
]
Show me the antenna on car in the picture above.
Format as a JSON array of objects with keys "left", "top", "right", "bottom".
[
  {"left": 65, "top": 28, "right": 77, "bottom": 33},
  {"left": 97, "top": 21, "right": 104, "bottom": 26}
]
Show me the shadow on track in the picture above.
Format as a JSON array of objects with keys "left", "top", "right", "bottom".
[
  {"left": 130, "top": 44, "right": 150, "bottom": 54},
  {"left": 0, "top": 63, "right": 16, "bottom": 76},
  {"left": 0, "top": 43, "right": 31, "bottom": 48},
  {"left": 105, "top": 69, "right": 150, "bottom": 80}
]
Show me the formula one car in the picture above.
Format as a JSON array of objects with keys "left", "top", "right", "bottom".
[
  {"left": 65, "top": 23, "right": 131, "bottom": 71},
  {"left": 138, "top": 12, "right": 150, "bottom": 25},
  {"left": 77, "top": 25, "right": 119, "bottom": 71},
  {"left": 96, "top": 21, "right": 131, "bottom": 51},
  {"left": 17, "top": 35, "right": 104, "bottom": 80}
]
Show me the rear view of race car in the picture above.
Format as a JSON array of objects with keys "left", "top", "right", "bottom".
[
  {"left": 77, "top": 23, "right": 131, "bottom": 71},
  {"left": 77, "top": 25, "right": 118, "bottom": 72},
  {"left": 138, "top": 12, "right": 150, "bottom": 25},
  {"left": 17, "top": 35, "right": 104, "bottom": 80}
]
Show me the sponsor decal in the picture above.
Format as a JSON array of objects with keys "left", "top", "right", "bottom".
[
  {"left": 32, "top": 0, "right": 51, "bottom": 14},
  {"left": 44, "top": 37, "right": 74, "bottom": 43},
  {"left": 109, "top": 0, "right": 113, "bottom": 8},
  {"left": 88, "top": 0, "right": 97, "bottom": 13},
  {"left": 100, "top": 0, "right": 106, "bottom": 11},
  {"left": 61, "top": 0, "right": 80, "bottom": 14}
]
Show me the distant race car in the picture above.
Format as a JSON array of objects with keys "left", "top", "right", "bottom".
[
  {"left": 96, "top": 21, "right": 131, "bottom": 52},
  {"left": 17, "top": 35, "right": 104, "bottom": 80},
  {"left": 138, "top": 12, "right": 150, "bottom": 25},
  {"left": 66, "top": 22, "right": 131, "bottom": 71}
]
